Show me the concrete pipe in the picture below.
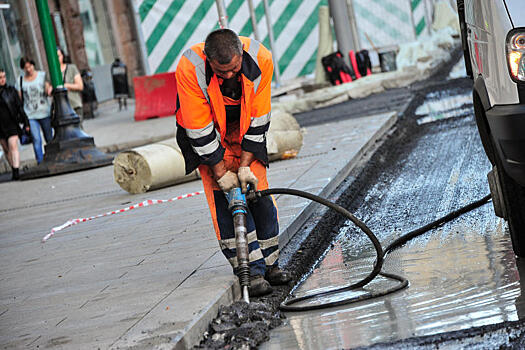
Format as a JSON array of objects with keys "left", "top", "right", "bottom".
[
  {"left": 267, "top": 110, "right": 303, "bottom": 161},
  {"left": 113, "top": 139, "right": 199, "bottom": 194}
]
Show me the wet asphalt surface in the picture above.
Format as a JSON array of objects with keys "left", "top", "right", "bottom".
[
  {"left": 262, "top": 85, "right": 525, "bottom": 348},
  {"left": 198, "top": 54, "right": 525, "bottom": 349}
]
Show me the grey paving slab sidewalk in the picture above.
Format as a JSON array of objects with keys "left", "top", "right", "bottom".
[{"left": 0, "top": 105, "right": 397, "bottom": 349}]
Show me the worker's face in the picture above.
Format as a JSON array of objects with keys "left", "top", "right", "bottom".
[
  {"left": 208, "top": 54, "right": 242, "bottom": 80},
  {"left": 0, "top": 72, "right": 6, "bottom": 86},
  {"left": 23, "top": 62, "right": 34, "bottom": 76}
]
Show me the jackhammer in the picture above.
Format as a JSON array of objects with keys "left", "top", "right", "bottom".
[{"left": 226, "top": 187, "right": 251, "bottom": 303}]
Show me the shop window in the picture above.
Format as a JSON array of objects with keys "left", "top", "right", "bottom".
[
  {"left": 79, "top": 0, "right": 115, "bottom": 68},
  {"left": 0, "top": 4, "right": 22, "bottom": 85}
]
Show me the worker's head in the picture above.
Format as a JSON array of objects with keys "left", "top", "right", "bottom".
[
  {"left": 204, "top": 29, "right": 243, "bottom": 79},
  {"left": 19, "top": 57, "right": 36, "bottom": 76},
  {"left": 0, "top": 69, "right": 6, "bottom": 87}
]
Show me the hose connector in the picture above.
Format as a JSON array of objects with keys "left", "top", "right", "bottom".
[{"left": 226, "top": 187, "right": 248, "bottom": 214}]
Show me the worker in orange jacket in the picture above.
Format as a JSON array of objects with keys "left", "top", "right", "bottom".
[{"left": 175, "top": 29, "right": 290, "bottom": 296}]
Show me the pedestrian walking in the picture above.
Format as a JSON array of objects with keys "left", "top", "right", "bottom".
[
  {"left": 0, "top": 69, "right": 30, "bottom": 180},
  {"left": 57, "top": 48, "right": 84, "bottom": 126},
  {"left": 17, "top": 57, "right": 53, "bottom": 164},
  {"left": 175, "top": 29, "right": 290, "bottom": 297}
]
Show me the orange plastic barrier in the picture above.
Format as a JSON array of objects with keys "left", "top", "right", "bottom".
[{"left": 133, "top": 72, "right": 178, "bottom": 121}]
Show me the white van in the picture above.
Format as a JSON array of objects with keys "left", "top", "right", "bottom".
[{"left": 458, "top": 0, "right": 525, "bottom": 256}]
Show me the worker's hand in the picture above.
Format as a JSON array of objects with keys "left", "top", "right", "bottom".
[
  {"left": 217, "top": 170, "right": 240, "bottom": 193},
  {"left": 238, "top": 166, "right": 258, "bottom": 193}
]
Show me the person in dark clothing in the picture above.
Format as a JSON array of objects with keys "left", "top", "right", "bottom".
[{"left": 0, "top": 69, "right": 30, "bottom": 180}]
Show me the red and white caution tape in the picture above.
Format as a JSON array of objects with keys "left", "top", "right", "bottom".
[{"left": 42, "top": 191, "right": 203, "bottom": 242}]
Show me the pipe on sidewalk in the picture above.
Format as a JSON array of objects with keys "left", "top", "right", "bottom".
[{"left": 113, "top": 139, "right": 199, "bottom": 194}]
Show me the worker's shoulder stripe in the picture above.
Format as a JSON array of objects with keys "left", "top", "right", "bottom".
[
  {"left": 246, "top": 39, "right": 262, "bottom": 93},
  {"left": 182, "top": 48, "right": 210, "bottom": 103},
  {"left": 246, "top": 39, "right": 261, "bottom": 61},
  {"left": 183, "top": 48, "right": 205, "bottom": 67}
]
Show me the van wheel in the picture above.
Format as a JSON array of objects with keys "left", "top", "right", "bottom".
[{"left": 493, "top": 144, "right": 525, "bottom": 257}]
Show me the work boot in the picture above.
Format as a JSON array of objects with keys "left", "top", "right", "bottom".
[
  {"left": 248, "top": 275, "right": 273, "bottom": 297},
  {"left": 265, "top": 266, "right": 291, "bottom": 286}
]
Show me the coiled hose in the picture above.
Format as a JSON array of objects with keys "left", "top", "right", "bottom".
[{"left": 252, "top": 188, "right": 491, "bottom": 312}]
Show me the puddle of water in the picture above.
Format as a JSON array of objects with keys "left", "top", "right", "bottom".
[
  {"left": 262, "top": 216, "right": 525, "bottom": 350},
  {"left": 416, "top": 93, "right": 473, "bottom": 125}
]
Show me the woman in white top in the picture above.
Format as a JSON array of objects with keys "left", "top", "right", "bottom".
[{"left": 17, "top": 57, "right": 53, "bottom": 164}]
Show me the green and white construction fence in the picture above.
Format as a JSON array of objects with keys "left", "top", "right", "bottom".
[{"left": 134, "top": 0, "right": 448, "bottom": 81}]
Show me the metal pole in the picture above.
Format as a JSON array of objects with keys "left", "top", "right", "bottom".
[
  {"left": 346, "top": 0, "right": 361, "bottom": 51},
  {"left": 328, "top": 0, "right": 357, "bottom": 66},
  {"left": 247, "top": 0, "right": 260, "bottom": 41},
  {"left": 262, "top": 0, "right": 281, "bottom": 86},
  {"left": 215, "top": 0, "right": 228, "bottom": 28},
  {"left": 423, "top": 0, "right": 432, "bottom": 36},
  {"left": 131, "top": 0, "right": 151, "bottom": 75},
  {"left": 409, "top": 0, "right": 418, "bottom": 39},
  {"left": 34, "top": 0, "right": 62, "bottom": 87}
]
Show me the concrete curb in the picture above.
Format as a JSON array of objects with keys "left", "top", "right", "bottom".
[
  {"left": 111, "top": 265, "right": 240, "bottom": 350},
  {"left": 173, "top": 278, "right": 240, "bottom": 350}
]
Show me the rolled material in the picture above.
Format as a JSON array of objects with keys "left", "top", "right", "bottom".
[
  {"left": 113, "top": 139, "right": 199, "bottom": 194},
  {"left": 114, "top": 111, "right": 303, "bottom": 194},
  {"left": 267, "top": 110, "right": 304, "bottom": 161}
]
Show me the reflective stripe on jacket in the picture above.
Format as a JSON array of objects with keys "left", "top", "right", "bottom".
[{"left": 175, "top": 37, "right": 273, "bottom": 175}]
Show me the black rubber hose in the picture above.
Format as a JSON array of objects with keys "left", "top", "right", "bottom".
[{"left": 254, "top": 188, "right": 491, "bottom": 312}]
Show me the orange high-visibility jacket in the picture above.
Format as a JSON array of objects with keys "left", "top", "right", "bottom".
[{"left": 175, "top": 37, "right": 273, "bottom": 175}]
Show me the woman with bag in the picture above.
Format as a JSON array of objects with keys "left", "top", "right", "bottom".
[
  {"left": 17, "top": 57, "right": 53, "bottom": 164},
  {"left": 0, "top": 69, "right": 30, "bottom": 180},
  {"left": 57, "top": 48, "right": 84, "bottom": 127}
]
